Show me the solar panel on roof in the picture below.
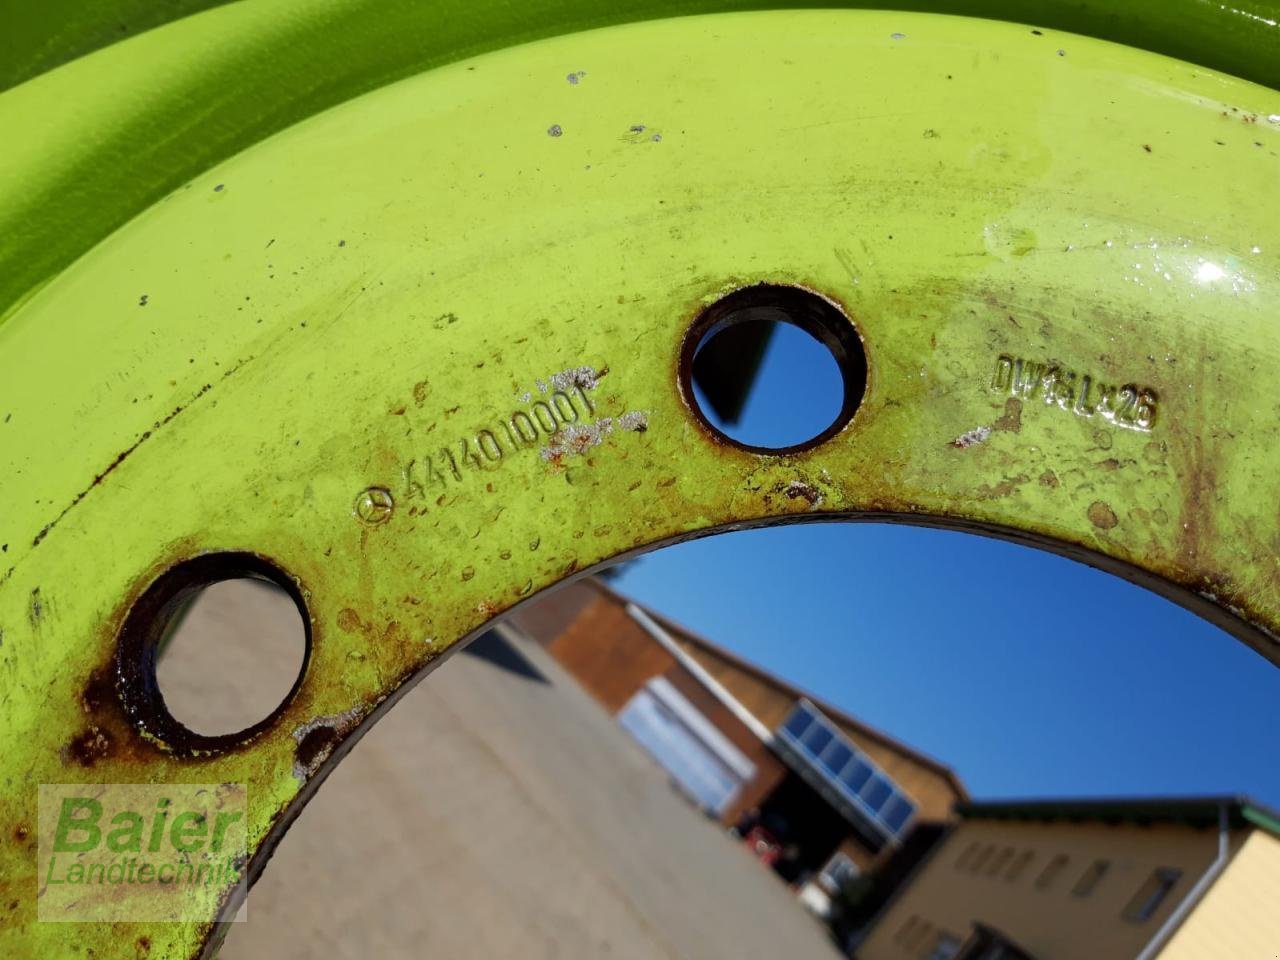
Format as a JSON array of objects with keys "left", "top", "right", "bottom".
[{"left": 776, "top": 700, "right": 917, "bottom": 839}]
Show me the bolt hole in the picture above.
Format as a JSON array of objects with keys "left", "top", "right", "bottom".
[
  {"left": 680, "top": 284, "right": 866, "bottom": 453},
  {"left": 116, "top": 553, "right": 310, "bottom": 753}
]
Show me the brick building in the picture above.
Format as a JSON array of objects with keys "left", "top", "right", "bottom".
[{"left": 509, "top": 578, "right": 966, "bottom": 915}]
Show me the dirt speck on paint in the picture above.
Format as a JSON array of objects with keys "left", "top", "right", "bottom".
[{"left": 992, "top": 397, "right": 1022, "bottom": 433}]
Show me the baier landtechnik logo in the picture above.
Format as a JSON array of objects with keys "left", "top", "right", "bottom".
[{"left": 37, "top": 783, "right": 248, "bottom": 923}]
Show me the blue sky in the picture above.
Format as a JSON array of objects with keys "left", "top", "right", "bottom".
[{"left": 613, "top": 322, "right": 1280, "bottom": 807}]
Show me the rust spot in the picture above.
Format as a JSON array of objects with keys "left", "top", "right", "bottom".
[
  {"left": 389, "top": 404, "right": 406, "bottom": 416},
  {"left": 336, "top": 608, "right": 361, "bottom": 632},
  {"left": 1099, "top": 458, "right": 1121, "bottom": 471},
  {"left": 1142, "top": 144, "right": 1152, "bottom": 153},
  {"left": 291, "top": 706, "right": 363, "bottom": 781},
  {"left": 81, "top": 669, "right": 116, "bottom": 714},
  {"left": 780, "top": 480, "right": 823, "bottom": 507},
  {"left": 1088, "top": 501, "right": 1119, "bottom": 530},
  {"left": 1177, "top": 348, "right": 1217, "bottom": 564},
  {"left": 13, "top": 824, "right": 29, "bottom": 842},
  {"left": 992, "top": 397, "right": 1022, "bottom": 433},
  {"left": 61, "top": 549, "right": 204, "bottom": 774},
  {"left": 412, "top": 380, "right": 429, "bottom": 406},
  {"left": 111, "top": 549, "right": 309, "bottom": 757},
  {"left": 66, "top": 726, "right": 113, "bottom": 766},
  {"left": 1039, "top": 470, "right": 1059, "bottom": 488},
  {"left": 294, "top": 725, "right": 339, "bottom": 773},
  {"left": 461, "top": 566, "right": 476, "bottom": 581},
  {"left": 136, "top": 936, "right": 152, "bottom": 956}
]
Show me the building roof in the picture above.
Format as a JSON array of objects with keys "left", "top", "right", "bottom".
[
  {"left": 956, "top": 795, "right": 1280, "bottom": 837},
  {"left": 588, "top": 577, "right": 968, "bottom": 800}
]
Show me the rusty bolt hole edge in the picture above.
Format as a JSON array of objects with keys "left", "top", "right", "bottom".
[
  {"left": 113, "top": 551, "right": 312, "bottom": 756},
  {"left": 678, "top": 282, "right": 869, "bottom": 456}
]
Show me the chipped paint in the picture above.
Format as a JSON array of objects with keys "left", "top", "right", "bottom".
[
  {"left": 291, "top": 706, "right": 364, "bottom": 782},
  {"left": 548, "top": 366, "right": 601, "bottom": 392},
  {"left": 782, "top": 480, "right": 824, "bottom": 507},
  {"left": 951, "top": 425, "right": 992, "bottom": 449},
  {"left": 540, "top": 410, "right": 649, "bottom": 461}
]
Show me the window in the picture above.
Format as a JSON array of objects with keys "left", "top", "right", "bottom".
[
  {"left": 1036, "top": 854, "right": 1070, "bottom": 889},
  {"left": 882, "top": 796, "right": 915, "bottom": 834},
  {"left": 843, "top": 759, "right": 873, "bottom": 793},
  {"left": 821, "top": 739, "right": 853, "bottom": 774},
  {"left": 781, "top": 707, "right": 810, "bottom": 740},
  {"left": 894, "top": 916, "right": 919, "bottom": 946},
  {"left": 818, "top": 852, "right": 861, "bottom": 893},
  {"left": 1123, "top": 868, "right": 1183, "bottom": 922},
  {"left": 803, "top": 722, "right": 834, "bottom": 755},
  {"left": 1072, "top": 859, "right": 1110, "bottom": 897},
  {"left": 969, "top": 844, "right": 994, "bottom": 874},
  {"left": 956, "top": 841, "right": 980, "bottom": 870},
  {"left": 1005, "top": 849, "right": 1035, "bottom": 882},
  {"left": 617, "top": 681, "right": 754, "bottom": 815},
  {"left": 895, "top": 915, "right": 934, "bottom": 950},
  {"left": 987, "top": 846, "right": 1015, "bottom": 876},
  {"left": 860, "top": 775, "right": 892, "bottom": 812},
  {"left": 910, "top": 922, "right": 936, "bottom": 951}
]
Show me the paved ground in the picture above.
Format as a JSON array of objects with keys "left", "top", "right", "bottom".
[{"left": 158, "top": 583, "right": 844, "bottom": 960}]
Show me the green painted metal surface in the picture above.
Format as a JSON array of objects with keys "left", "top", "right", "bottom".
[
  {"left": 1, "top": 5, "right": 1278, "bottom": 958},
  {"left": 0, "top": 0, "right": 1277, "bottom": 324}
]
